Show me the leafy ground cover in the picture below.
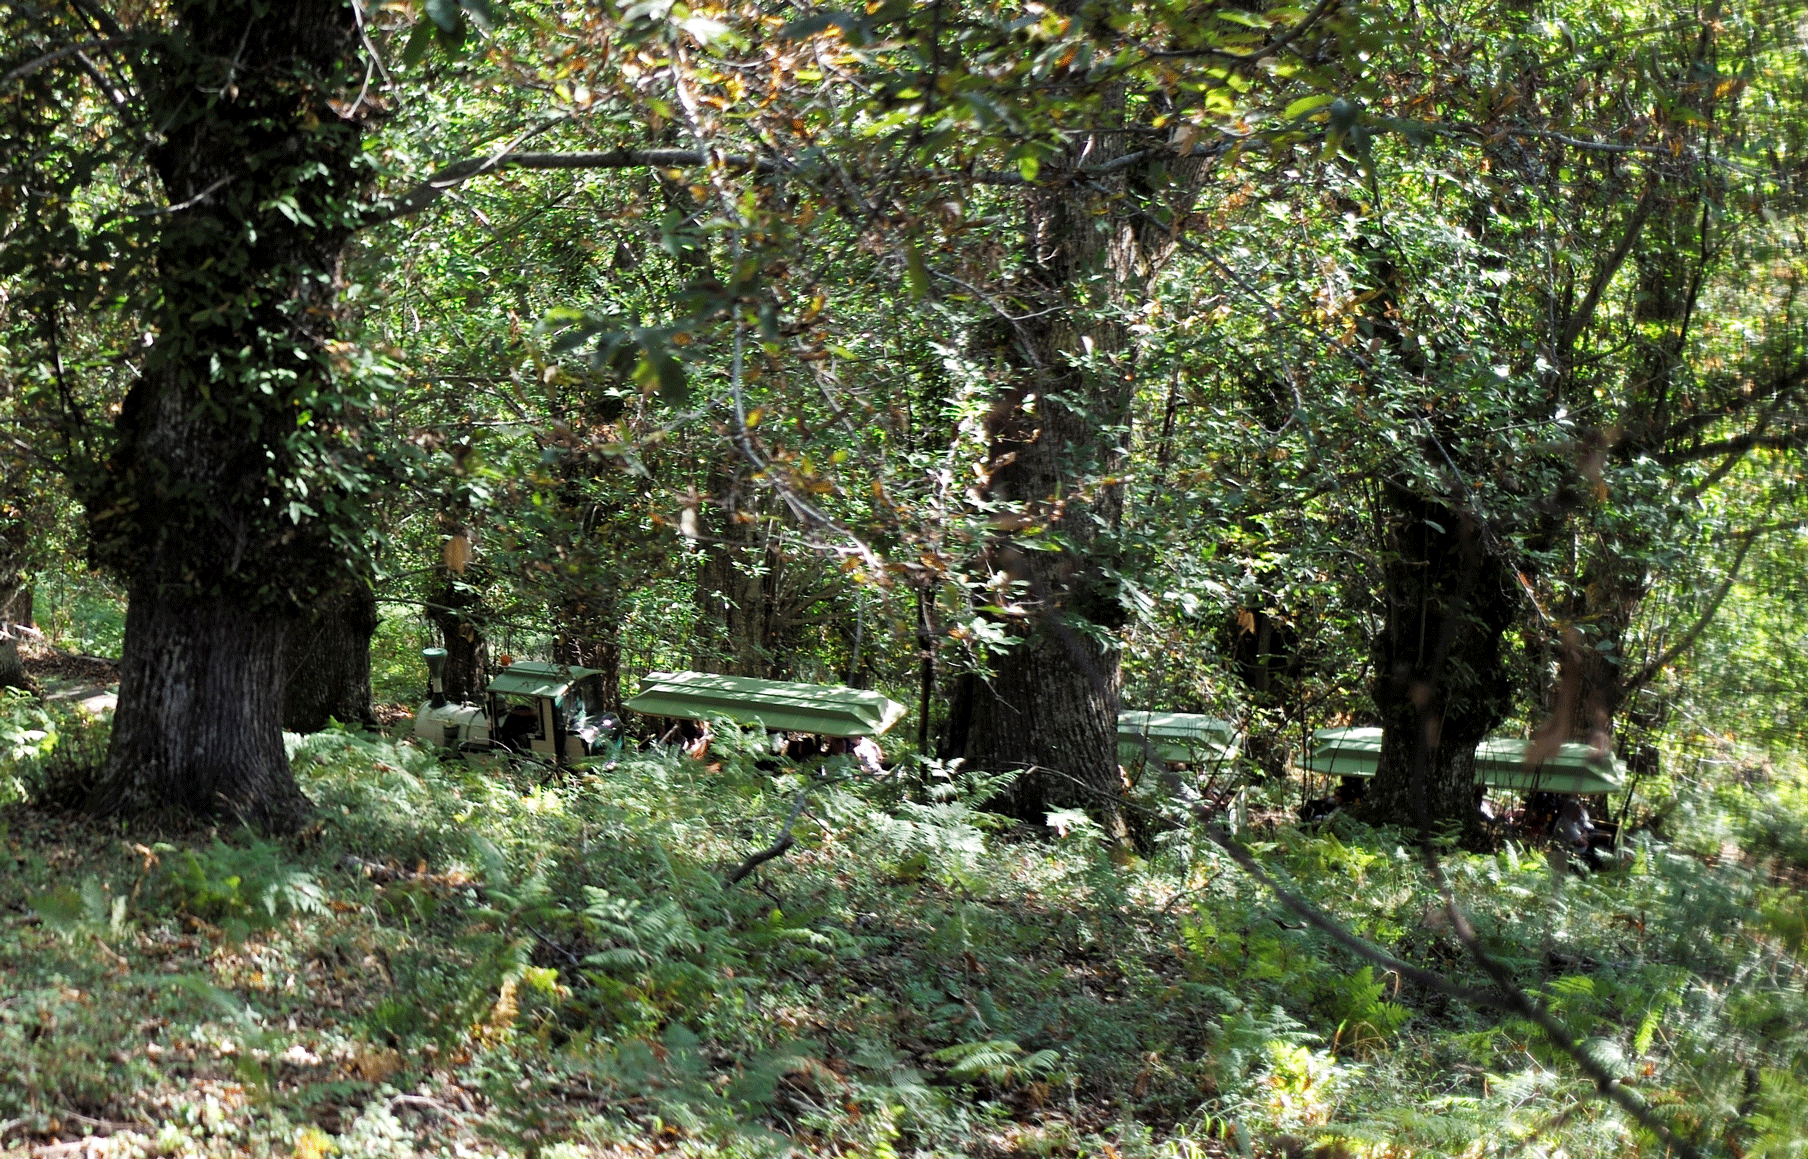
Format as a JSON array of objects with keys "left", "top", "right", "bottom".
[{"left": 0, "top": 705, "right": 1804, "bottom": 1158}]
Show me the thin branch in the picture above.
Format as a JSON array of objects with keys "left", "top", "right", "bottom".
[
  {"left": 0, "top": 34, "right": 131, "bottom": 87},
  {"left": 367, "top": 148, "right": 777, "bottom": 225},
  {"left": 343, "top": 0, "right": 393, "bottom": 119},
  {"left": 725, "top": 787, "right": 810, "bottom": 884},
  {"left": 1661, "top": 427, "right": 1808, "bottom": 468},
  {"left": 1626, "top": 519, "right": 1768, "bottom": 693},
  {"left": 1559, "top": 176, "right": 1660, "bottom": 360},
  {"left": 114, "top": 173, "right": 234, "bottom": 219},
  {"left": 370, "top": 142, "right": 1202, "bottom": 228},
  {"left": 1488, "top": 127, "right": 1649, "bottom": 156}
]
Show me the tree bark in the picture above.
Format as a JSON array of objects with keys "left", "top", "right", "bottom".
[
  {"left": 88, "top": 581, "right": 307, "bottom": 829},
  {"left": 0, "top": 639, "right": 25, "bottom": 694},
  {"left": 284, "top": 580, "right": 379, "bottom": 732},
  {"left": 77, "top": 0, "right": 366, "bottom": 829},
  {"left": 0, "top": 583, "right": 30, "bottom": 693},
  {"left": 958, "top": 106, "right": 1201, "bottom": 842},
  {"left": 1, "top": 497, "right": 35, "bottom": 692},
  {"left": 428, "top": 572, "right": 489, "bottom": 703},
  {"left": 1364, "top": 490, "right": 1518, "bottom": 830},
  {"left": 690, "top": 461, "right": 811, "bottom": 678}
]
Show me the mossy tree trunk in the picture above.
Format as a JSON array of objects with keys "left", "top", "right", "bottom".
[
  {"left": 959, "top": 113, "right": 1201, "bottom": 842},
  {"left": 80, "top": 0, "right": 367, "bottom": 831},
  {"left": 1365, "top": 488, "right": 1518, "bottom": 831}
]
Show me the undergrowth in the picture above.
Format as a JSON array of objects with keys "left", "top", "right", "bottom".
[{"left": 0, "top": 709, "right": 1804, "bottom": 1158}]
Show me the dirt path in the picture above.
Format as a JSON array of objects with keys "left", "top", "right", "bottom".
[{"left": 22, "top": 643, "right": 118, "bottom": 715}]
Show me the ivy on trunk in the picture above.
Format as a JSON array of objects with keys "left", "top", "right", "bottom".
[{"left": 74, "top": 0, "right": 370, "bottom": 830}]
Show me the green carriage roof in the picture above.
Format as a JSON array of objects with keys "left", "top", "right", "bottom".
[
  {"left": 624, "top": 670, "right": 908, "bottom": 738},
  {"left": 1303, "top": 726, "right": 1384, "bottom": 777},
  {"left": 485, "top": 662, "right": 607, "bottom": 700},
  {"left": 1304, "top": 727, "right": 1625, "bottom": 793},
  {"left": 1471, "top": 738, "right": 1625, "bottom": 795},
  {"left": 1117, "top": 711, "right": 1241, "bottom": 765}
]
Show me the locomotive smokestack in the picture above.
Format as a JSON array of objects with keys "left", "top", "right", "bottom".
[{"left": 423, "top": 647, "right": 448, "bottom": 707}]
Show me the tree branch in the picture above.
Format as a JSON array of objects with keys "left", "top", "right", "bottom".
[
  {"left": 725, "top": 786, "right": 810, "bottom": 884},
  {"left": 369, "top": 142, "right": 1206, "bottom": 228},
  {"left": 366, "top": 148, "right": 779, "bottom": 225},
  {"left": 0, "top": 34, "right": 131, "bottom": 88},
  {"left": 1559, "top": 176, "right": 1659, "bottom": 361},
  {"left": 1625, "top": 518, "right": 1768, "bottom": 693}
]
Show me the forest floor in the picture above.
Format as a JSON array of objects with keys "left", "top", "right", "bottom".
[{"left": 0, "top": 715, "right": 1804, "bottom": 1159}]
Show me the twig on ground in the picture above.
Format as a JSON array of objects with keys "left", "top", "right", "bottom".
[
  {"left": 386, "top": 1093, "right": 465, "bottom": 1120},
  {"left": 726, "top": 787, "right": 811, "bottom": 885}
]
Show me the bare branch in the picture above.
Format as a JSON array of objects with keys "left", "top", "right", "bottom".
[{"left": 725, "top": 786, "right": 811, "bottom": 884}]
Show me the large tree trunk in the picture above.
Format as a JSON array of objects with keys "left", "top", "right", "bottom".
[
  {"left": 958, "top": 104, "right": 1201, "bottom": 841},
  {"left": 1, "top": 500, "right": 35, "bottom": 692},
  {"left": 1364, "top": 490, "right": 1518, "bottom": 831},
  {"left": 0, "top": 584, "right": 30, "bottom": 693},
  {"left": 79, "top": 0, "right": 365, "bottom": 830},
  {"left": 959, "top": 181, "right": 1136, "bottom": 834},
  {"left": 428, "top": 572, "right": 490, "bottom": 704},
  {"left": 89, "top": 583, "right": 306, "bottom": 829},
  {"left": 284, "top": 581, "right": 379, "bottom": 732}
]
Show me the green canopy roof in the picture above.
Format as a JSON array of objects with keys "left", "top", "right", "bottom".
[
  {"left": 624, "top": 670, "right": 908, "bottom": 738},
  {"left": 486, "top": 661, "right": 606, "bottom": 700},
  {"left": 1472, "top": 738, "right": 1624, "bottom": 795},
  {"left": 1117, "top": 711, "right": 1240, "bottom": 766},
  {"left": 1305, "top": 727, "right": 1625, "bottom": 794},
  {"left": 1304, "top": 726, "right": 1383, "bottom": 777}
]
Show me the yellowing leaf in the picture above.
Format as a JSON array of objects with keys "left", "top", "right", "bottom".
[{"left": 444, "top": 534, "right": 471, "bottom": 574}]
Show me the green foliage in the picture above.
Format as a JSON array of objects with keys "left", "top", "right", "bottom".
[
  {"left": 0, "top": 690, "right": 110, "bottom": 808},
  {"left": 156, "top": 837, "right": 328, "bottom": 941},
  {"left": 0, "top": 726, "right": 1804, "bottom": 1154},
  {"left": 34, "top": 568, "right": 126, "bottom": 658},
  {"left": 1316, "top": 966, "right": 1409, "bottom": 1056},
  {"left": 928, "top": 1039, "right": 1065, "bottom": 1087},
  {"left": 0, "top": 687, "right": 56, "bottom": 803},
  {"left": 29, "top": 874, "right": 128, "bottom": 939}
]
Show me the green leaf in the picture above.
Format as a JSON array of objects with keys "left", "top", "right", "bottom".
[
  {"left": 903, "top": 241, "right": 930, "bottom": 301},
  {"left": 1216, "top": 9, "right": 1270, "bottom": 28},
  {"left": 425, "top": 0, "right": 461, "bottom": 32},
  {"left": 400, "top": 20, "right": 436, "bottom": 65},
  {"left": 1284, "top": 94, "right": 1335, "bottom": 121},
  {"left": 634, "top": 349, "right": 689, "bottom": 407}
]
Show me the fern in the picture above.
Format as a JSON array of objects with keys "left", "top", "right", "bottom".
[
  {"left": 929, "top": 1038, "right": 1063, "bottom": 1086},
  {"left": 30, "top": 874, "right": 128, "bottom": 939},
  {"left": 156, "top": 836, "right": 326, "bottom": 939}
]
